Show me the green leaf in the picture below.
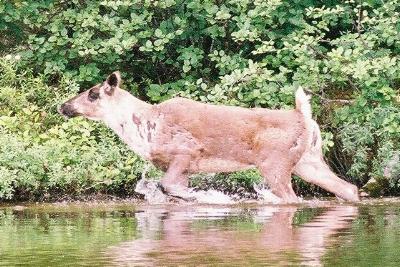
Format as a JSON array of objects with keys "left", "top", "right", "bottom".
[{"left": 155, "top": 29, "right": 163, "bottom": 38}]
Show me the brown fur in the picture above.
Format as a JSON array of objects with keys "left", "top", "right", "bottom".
[
  {"left": 59, "top": 72, "right": 360, "bottom": 203},
  {"left": 150, "top": 98, "right": 306, "bottom": 172}
]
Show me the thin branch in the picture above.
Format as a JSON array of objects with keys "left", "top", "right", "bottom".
[
  {"left": 357, "top": 4, "right": 362, "bottom": 34},
  {"left": 304, "top": 89, "right": 355, "bottom": 104},
  {"left": 307, "top": 45, "right": 328, "bottom": 59},
  {"left": 308, "top": 44, "right": 359, "bottom": 91},
  {"left": 355, "top": 2, "right": 369, "bottom": 49}
]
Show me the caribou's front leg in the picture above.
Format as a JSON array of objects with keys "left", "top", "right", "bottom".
[{"left": 160, "top": 155, "right": 194, "bottom": 201}]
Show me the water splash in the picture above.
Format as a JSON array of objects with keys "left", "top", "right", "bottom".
[
  {"left": 135, "top": 179, "right": 303, "bottom": 205},
  {"left": 191, "top": 189, "right": 234, "bottom": 204},
  {"left": 135, "top": 179, "right": 234, "bottom": 204},
  {"left": 253, "top": 183, "right": 282, "bottom": 204},
  {"left": 135, "top": 179, "right": 167, "bottom": 204}
]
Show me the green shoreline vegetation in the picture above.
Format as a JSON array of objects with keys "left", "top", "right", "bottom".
[{"left": 0, "top": 0, "right": 399, "bottom": 201}]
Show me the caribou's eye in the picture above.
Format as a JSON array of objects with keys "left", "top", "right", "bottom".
[{"left": 88, "top": 88, "right": 100, "bottom": 102}]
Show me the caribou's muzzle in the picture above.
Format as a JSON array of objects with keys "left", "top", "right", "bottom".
[{"left": 58, "top": 102, "right": 80, "bottom": 118}]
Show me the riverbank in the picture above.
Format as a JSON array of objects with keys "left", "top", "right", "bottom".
[{"left": 2, "top": 192, "right": 397, "bottom": 210}]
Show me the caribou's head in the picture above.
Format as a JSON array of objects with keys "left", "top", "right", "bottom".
[{"left": 59, "top": 72, "right": 124, "bottom": 121}]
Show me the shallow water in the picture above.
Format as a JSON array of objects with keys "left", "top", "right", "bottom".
[{"left": 1, "top": 199, "right": 400, "bottom": 266}]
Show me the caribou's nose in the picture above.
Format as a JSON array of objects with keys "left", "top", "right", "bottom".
[
  {"left": 58, "top": 103, "right": 65, "bottom": 114},
  {"left": 58, "top": 103, "right": 78, "bottom": 118}
]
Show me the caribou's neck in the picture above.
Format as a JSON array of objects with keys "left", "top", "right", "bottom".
[{"left": 103, "top": 94, "right": 154, "bottom": 159}]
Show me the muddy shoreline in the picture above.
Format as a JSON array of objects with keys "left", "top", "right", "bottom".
[{"left": 2, "top": 195, "right": 399, "bottom": 210}]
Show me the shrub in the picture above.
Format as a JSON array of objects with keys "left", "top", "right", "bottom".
[{"left": 1, "top": 0, "right": 399, "bottom": 196}]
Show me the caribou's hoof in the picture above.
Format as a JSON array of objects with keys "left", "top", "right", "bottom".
[
  {"left": 161, "top": 184, "right": 197, "bottom": 202},
  {"left": 135, "top": 179, "right": 168, "bottom": 204}
]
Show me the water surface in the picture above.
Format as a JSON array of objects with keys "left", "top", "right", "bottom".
[{"left": 1, "top": 200, "right": 400, "bottom": 266}]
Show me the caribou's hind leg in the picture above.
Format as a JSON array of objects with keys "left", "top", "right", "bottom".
[
  {"left": 294, "top": 154, "right": 359, "bottom": 202},
  {"left": 294, "top": 120, "right": 359, "bottom": 202}
]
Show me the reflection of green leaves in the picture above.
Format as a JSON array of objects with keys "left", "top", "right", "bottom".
[
  {"left": 0, "top": 207, "right": 138, "bottom": 265},
  {"left": 192, "top": 215, "right": 263, "bottom": 232},
  {"left": 292, "top": 208, "right": 325, "bottom": 226}
]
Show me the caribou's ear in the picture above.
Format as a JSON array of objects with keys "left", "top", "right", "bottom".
[{"left": 104, "top": 71, "right": 121, "bottom": 95}]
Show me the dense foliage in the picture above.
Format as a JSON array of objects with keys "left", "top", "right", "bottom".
[{"left": 0, "top": 0, "right": 399, "bottom": 200}]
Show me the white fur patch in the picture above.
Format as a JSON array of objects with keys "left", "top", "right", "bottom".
[
  {"left": 102, "top": 91, "right": 154, "bottom": 159},
  {"left": 296, "top": 87, "right": 312, "bottom": 120}
]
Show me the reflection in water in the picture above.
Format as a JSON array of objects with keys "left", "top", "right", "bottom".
[
  {"left": 107, "top": 205, "right": 357, "bottom": 266},
  {"left": 2, "top": 201, "right": 400, "bottom": 266},
  {"left": 0, "top": 206, "right": 138, "bottom": 266}
]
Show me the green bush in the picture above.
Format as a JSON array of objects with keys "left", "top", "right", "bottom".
[
  {"left": 190, "top": 169, "right": 262, "bottom": 198},
  {"left": 1, "top": 0, "right": 399, "bottom": 197}
]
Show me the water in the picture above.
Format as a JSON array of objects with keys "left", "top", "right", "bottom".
[
  {"left": 1, "top": 200, "right": 400, "bottom": 266},
  {"left": 135, "top": 178, "right": 279, "bottom": 204}
]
